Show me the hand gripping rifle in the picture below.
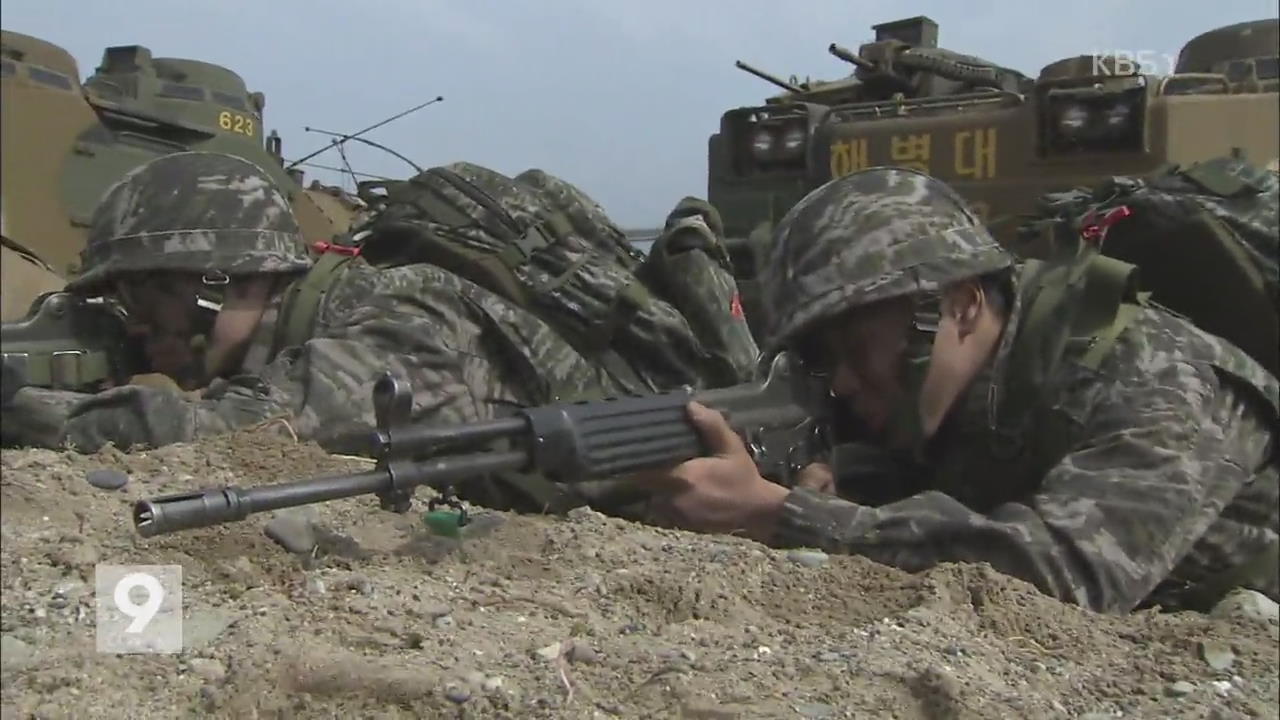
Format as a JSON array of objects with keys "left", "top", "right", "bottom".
[{"left": 132, "top": 353, "right": 826, "bottom": 537}]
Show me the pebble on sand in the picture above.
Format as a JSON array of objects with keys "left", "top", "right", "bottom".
[
  {"left": 263, "top": 513, "right": 318, "bottom": 555},
  {"left": 85, "top": 468, "right": 129, "bottom": 491}
]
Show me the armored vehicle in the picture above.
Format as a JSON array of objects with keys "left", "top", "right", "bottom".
[
  {"left": 0, "top": 30, "right": 360, "bottom": 320},
  {"left": 708, "top": 17, "right": 1279, "bottom": 335}
]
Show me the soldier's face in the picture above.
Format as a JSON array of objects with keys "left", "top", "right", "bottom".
[
  {"left": 807, "top": 297, "right": 915, "bottom": 439},
  {"left": 112, "top": 273, "right": 209, "bottom": 387},
  {"left": 808, "top": 280, "right": 1003, "bottom": 447}
]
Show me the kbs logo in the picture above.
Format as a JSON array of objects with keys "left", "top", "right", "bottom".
[{"left": 1088, "top": 50, "right": 1178, "bottom": 77}]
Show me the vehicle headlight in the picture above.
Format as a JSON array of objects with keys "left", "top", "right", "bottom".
[
  {"left": 1102, "top": 103, "right": 1131, "bottom": 129},
  {"left": 781, "top": 124, "right": 806, "bottom": 153},
  {"left": 1056, "top": 104, "right": 1089, "bottom": 135},
  {"left": 1042, "top": 86, "right": 1144, "bottom": 154},
  {"left": 750, "top": 129, "right": 774, "bottom": 159}
]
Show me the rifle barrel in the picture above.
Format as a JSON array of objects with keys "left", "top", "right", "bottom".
[{"left": 133, "top": 448, "right": 528, "bottom": 537}]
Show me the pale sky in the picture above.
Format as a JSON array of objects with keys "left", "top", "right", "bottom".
[{"left": 3, "top": 0, "right": 1276, "bottom": 227}]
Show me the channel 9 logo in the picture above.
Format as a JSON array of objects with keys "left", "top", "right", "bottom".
[{"left": 94, "top": 564, "right": 184, "bottom": 654}]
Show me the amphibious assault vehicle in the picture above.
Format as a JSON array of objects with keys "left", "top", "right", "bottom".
[
  {"left": 709, "top": 16, "right": 1279, "bottom": 336},
  {"left": 0, "top": 30, "right": 361, "bottom": 320}
]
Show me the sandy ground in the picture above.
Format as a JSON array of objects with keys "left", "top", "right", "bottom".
[{"left": 1, "top": 427, "right": 1277, "bottom": 719}]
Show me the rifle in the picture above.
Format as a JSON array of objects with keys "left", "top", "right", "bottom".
[
  {"left": 132, "top": 352, "right": 827, "bottom": 537},
  {"left": 0, "top": 291, "right": 142, "bottom": 395}
]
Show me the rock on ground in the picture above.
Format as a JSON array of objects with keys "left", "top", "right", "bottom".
[{"left": 1, "top": 428, "right": 1278, "bottom": 719}]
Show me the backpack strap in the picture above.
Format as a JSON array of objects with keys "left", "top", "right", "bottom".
[
  {"left": 1074, "top": 254, "right": 1143, "bottom": 340},
  {"left": 273, "top": 245, "right": 358, "bottom": 354},
  {"left": 994, "top": 249, "right": 1141, "bottom": 458},
  {"left": 1078, "top": 299, "right": 1146, "bottom": 370}
]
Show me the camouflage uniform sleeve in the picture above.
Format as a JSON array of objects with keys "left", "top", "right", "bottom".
[
  {"left": 772, "top": 349, "right": 1276, "bottom": 614},
  {"left": 3, "top": 386, "right": 95, "bottom": 449},
  {"left": 54, "top": 264, "right": 600, "bottom": 452}
]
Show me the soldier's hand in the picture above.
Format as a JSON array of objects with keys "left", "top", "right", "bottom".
[
  {"left": 636, "top": 401, "right": 789, "bottom": 542},
  {"left": 795, "top": 462, "right": 836, "bottom": 495}
]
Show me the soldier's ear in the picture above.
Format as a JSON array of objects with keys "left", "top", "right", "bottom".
[{"left": 945, "top": 281, "right": 984, "bottom": 338}]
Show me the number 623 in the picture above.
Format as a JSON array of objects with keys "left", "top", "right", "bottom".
[{"left": 218, "top": 111, "right": 255, "bottom": 137}]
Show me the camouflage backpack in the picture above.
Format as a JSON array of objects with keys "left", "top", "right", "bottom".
[
  {"left": 1017, "top": 155, "right": 1279, "bottom": 378},
  {"left": 512, "top": 168, "right": 647, "bottom": 272},
  {"left": 276, "top": 162, "right": 747, "bottom": 395},
  {"left": 634, "top": 197, "right": 760, "bottom": 385},
  {"left": 513, "top": 173, "right": 758, "bottom": 385}
]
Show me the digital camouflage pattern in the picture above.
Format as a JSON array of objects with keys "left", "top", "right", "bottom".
[
  {"left": 512, "top": 168, "right": 646, "bottom": 271},
  {"left": 773, "top": 283, "right": 1279, "bottom": 613},
  {"left": 67, "top": 152, "right": 313, "bottom": 293},
  {"left": 759, "top": 167, "right": 1280, "bottom": 614},
  {"left": 637, "top": 197, "right": 760, "bottom": 386},
  {"left": 662, "top": 195, "right": 726, "bottom": 241},
  {"left": 1018, "top": 155, "right": 1280, "bottom": 378},
  {"left": 354, "top": 162, "right": 750, "bottom": 393},
  {"left": 8, "top": 257, "right": 631, "bottom": 456},
  {"left": 763, "top": 167, "right": 1013, "bottom": 353},
  {"left": 3, "top": 155, "right": 753, "bottom": 507},
  {"left": 1029, "top": 155, "right": 1279, "bottom": 300},
  {"left": 1160, "top": 157, "right": 1278, "bottom": 288}
]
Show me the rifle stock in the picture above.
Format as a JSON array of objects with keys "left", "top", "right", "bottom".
[
  {"left": 0, "top": 291, "right": 142, "bottom": 393},
  {"left": 132, "top": 352, "right": 826, "bottom": 537}
]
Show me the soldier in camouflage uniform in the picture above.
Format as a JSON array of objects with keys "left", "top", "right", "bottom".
[
  {"left": 645, "top": 166, "right": 1279, "bottom": 614},
  {"left": 1, "top": 152, "right": 634, "bottom": 463}
]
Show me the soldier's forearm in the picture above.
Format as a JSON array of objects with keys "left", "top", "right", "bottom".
[
  {"left": 1, "top": 386, "right": 86, "bottom": 449},
  {"left": 767, "top": 487, "right": 1138, "bottom": 613}
]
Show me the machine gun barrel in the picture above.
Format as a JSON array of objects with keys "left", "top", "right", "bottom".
[
  {"left": 132, "top": 353, "right": 822, "bottom": 537},
  {"left": 828, "top": 43, "right": 876, "bottom": 71},
  {"left": 734, "top": 60, "right": 805, "bottom": 93}
]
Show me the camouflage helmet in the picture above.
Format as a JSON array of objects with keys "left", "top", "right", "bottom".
[
  {"left": 763, "top": 166, "right": 1013, "bottom": 351},
  {"left": 665, "top": 196, "right": 726, "bottom": 240},
  {"left": 67, "top": 151, "right": 312, "bottom": 293}
]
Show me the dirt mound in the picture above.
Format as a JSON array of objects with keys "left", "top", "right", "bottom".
[{"left": 2, "top": 429, "right": 1277, "bottom": 719}]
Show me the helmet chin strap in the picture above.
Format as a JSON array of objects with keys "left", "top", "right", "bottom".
[
  {"left": 184, "top": 271, "right": 230, "bottom": 384},
  {"left": 883, "top": 294, "right": 942, "bottom": 458}
]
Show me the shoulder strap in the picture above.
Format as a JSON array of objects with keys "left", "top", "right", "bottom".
[
  {"left": 273, "top": 248, "right": 357, "bottom": 354},
  {"left": 995, "top": 250, "right": 1141, "bottom": 455}
]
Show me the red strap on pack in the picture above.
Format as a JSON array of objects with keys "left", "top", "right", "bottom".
[
  {"left": 312, "top": 241, "right": 361, "bottom": 256},
  {"left": 1079, "top": 205, "right": 1132, "bottom": 245},
  {"left": 729, "top": 292, "right": 745, "bottom": 320}
]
